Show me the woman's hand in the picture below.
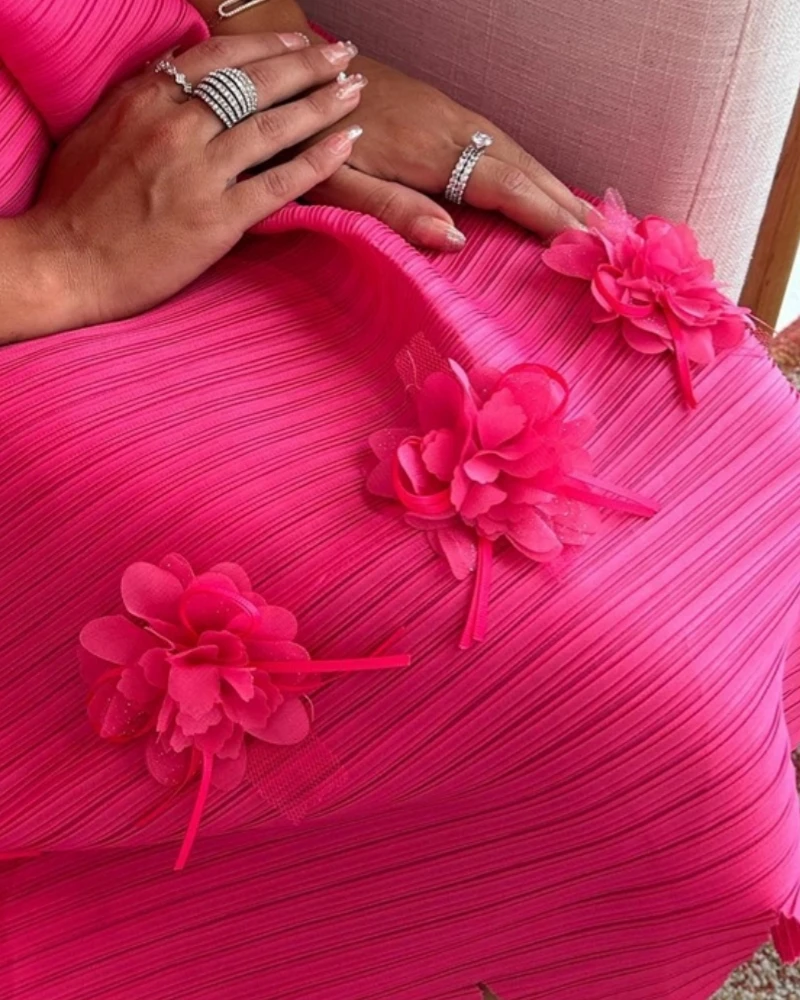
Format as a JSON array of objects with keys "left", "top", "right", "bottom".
[
  {"left": 8, "top": 32, "right": 365, "bottom": 340},
  {"left": 188, "top": 0, "right": 587, "bottom": 252},
  {"left": 308, "top": 57, "right": 589, "bottom": 252}
]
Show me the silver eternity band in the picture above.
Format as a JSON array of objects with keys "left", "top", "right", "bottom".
[
  {"left": 154, "top": 59, "right": 194, "bottom": 96},
  {"left": 444, "top": 131, "right": 494, "bottom": 205},
  {"left": 193, "top": 67, "right": 259, "bottom": 129}
]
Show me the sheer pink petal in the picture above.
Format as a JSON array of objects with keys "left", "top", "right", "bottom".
[
  {"left": 508, "top": 509, "right": 562, "bottom": 556},
  {"left": 253, "top": 605, "right": 298, "bottom": 642},
  {"left": 159, "top": 553, "right": 194, "bottom": 588},
  {"left": 208, "top": 562, "right": 252, "bottom": 593},
  {"left": 195, "top": 630, "right": 248, "bottom": 666},
  {"left": 368, "top": 427, "right": 413, "bottom": 461},
  {"left": 421, "top": 428, "right": 460, "bottom": 481},
  {"left": 468, "top": 366, "right": 503, "bottom": 400},
  {"left": 175, "top": 706, "right": 223, "bottom": 737},
  {"left": 80, "top": 615, "right": 161, "bottom": 666},
  {"left": 117, "top": 665, "right": 158, "bottom": 706},
  {"left": 436, "top": 526, "right": 477, "bottom": 581},
  {"left": 87, "top": 685, "right": 152, "bottom": 741},
  {"left": 417, "top": 371, "right": 466, "bottom": 431},
  {"left": 145, "top": 733, "right": 193, "bottom": 787},
  {"left": 217, "top": 725, "right": 245, "bottom": 761},
  {"left": 156, "top": 694, "right": 176, "bottom": 734},
  {"left": 397, "top": 439, "right": 434, "bottom": 494},
  {"left": 141, "top": 648, "right": 170, "bottom": 690},
  {"left": 211, "top": 745, "right": 248, "bottom": 790},
  {"left": 221, "top": 666, "right": 255, "bottom": 701},
  {"left": 221, "top": 686, "right": 273, "bottom": 735},
  {"left": 459, "top": 482, "right": 506, "bottom": 520},
  {"left": 253, "top": 696, "right": 311, "bottom": 745},
  {"left": 193, "top": 716, "right": 235, "bottom": 756},
  {"left": 685, "top": 327, "right": 716, "bottom": 365},
  {"left": 477, "top": 388, "right": 527, "bottom": 449},
  {"left": 121, "top": 562, "right": 184, "bottom": 624},
  {"left": 713, "top": 314, "right": 748, "bottom": 350},
  {"left": 542, "top": 231, "right": 607, "bottom": 279},
  {"left": 366, "top": 459, "right": 396, "bottom": 499},
  {"left": 621, "top": 320, "right": 669, "bottom": 355},
  {"left": 462, "top": 452, "right": 501, "bottom": 485},
  {"left": 168, "top": 664, "right": 220, "bottom": 718}
]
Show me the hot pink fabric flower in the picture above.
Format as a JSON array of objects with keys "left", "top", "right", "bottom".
[
  {"left": 80, "top": 554, "right": 409, "bottom": 868},
  {"left": 368, "top": 355, "right": 658, "bottom": 648},
  {"left": 542, "top": 190, "right": 753, "bottom": 407}
]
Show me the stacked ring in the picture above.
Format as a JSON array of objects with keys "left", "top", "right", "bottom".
[
  {"left": 445, "top": 131, "right": 494, "bottom": 205},
  {"left": 194, "top": 67, "right": 259, "bottom": 129},
  {"left": 154, "top": 59, "right": 194, "bottom": 96}
]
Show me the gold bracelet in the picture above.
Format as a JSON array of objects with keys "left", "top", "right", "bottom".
[{"left": 208, "top": 0, "right": 274, "bottom": 28}]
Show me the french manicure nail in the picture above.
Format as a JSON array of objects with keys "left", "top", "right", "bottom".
[
  {"left": 408, "top": 217, "right": 467, "bottom": 252},
  {"left": 335, "top": 73, "right": 368, "bottom": 99},
  {"left": 277, "top": 32, "right": 310, "bottom": 49},
  {"left": 321, "top": 40, "right": 358, "bottom": 64},
  {"left": 327, "top": 125, "right": 363, "bottom": 154}
]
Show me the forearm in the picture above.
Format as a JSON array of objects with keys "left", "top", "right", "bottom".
[{"left": 0, "top": 216, "right": 77, "bottom": 344}]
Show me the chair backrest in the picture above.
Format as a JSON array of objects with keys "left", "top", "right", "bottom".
[{"left": 305, "top": 0, "right": 800, "bottom": 296}]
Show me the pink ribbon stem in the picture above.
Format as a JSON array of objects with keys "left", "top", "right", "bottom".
[
  {"left": 252, "top": 654, "right": 410, "bottom": 674},
  {"left": 559, "top": 474, "right": 660, "bottom": 517},
  {"left": 174, "top": 751, "right": 214, "bottom": 872},
  {"left": 665, "top": 312, "right": 698, "bottom": 408},
  {"left": 459, "top": 536, "right": 493, "bottom": 650}
]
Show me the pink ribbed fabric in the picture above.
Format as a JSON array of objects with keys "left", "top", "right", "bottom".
[{"left": 2, "top": 2, "right": 800, "bottom": 999}]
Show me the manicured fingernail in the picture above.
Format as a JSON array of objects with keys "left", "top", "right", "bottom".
[
  {"left": 408, "top": 217, "right": 467, "bottom": 252},
  {"left": 327, "top": 125, "right": 363, "bottom": 154},
  {"left": 321, "top": 40, "right": 358, "bottom": 64},
  {"left": 278, "top": 32, "right": 310, "bottom": 49},
  {"left": 335, "top": 73, "right": 368, "bottom": 99}
]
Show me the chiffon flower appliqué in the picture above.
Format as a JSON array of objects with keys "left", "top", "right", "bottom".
[
  {"left": 80, "top": 553, "right": 410, "bottom": 869},
  {"left": 367, "top": 344, "right": 660, "bottom": 648},
  {"left": 542, "top": 189, "right": 753, "bottom": 408}
]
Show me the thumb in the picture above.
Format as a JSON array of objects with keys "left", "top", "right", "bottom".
[{"left": 308, "top": 165, "right": 467, "bottom": 252}]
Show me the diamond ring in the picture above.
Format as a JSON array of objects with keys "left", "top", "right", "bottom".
[{"left": 444, "top": 131, "right": 494, "bottom": 205}]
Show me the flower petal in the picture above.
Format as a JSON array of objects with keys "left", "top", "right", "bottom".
[
  {"left": 621, "top": 320, "right": 669, "bottom": 355},
  {"left": 458, "top": 482, "right": 507, "bottom": 520},
  {"left": 175, "top": 705, "right": 223, "bottom": 736},
  {"left": 80, "top": 615, "right": 162, "bottom": 666},
  {"left": 168, "top": 664, "right": 220, "bottom": 719},
  {"left": 121, "top": 562, "right": 184, "bottom": 625},
  {"left": 685, "top": 327, "right": 716, "bottom": 365},
  {"left": 417, "top": 371, "right": 468, "bottom": 432},
  {"left": 145, "top": 733, "right": 194, "bottom": 787},
  {"left": 159, "top": 553, "right": 194, "bottom": 588},
  {"left": 477, "top": 388, "right": 527, "bottom": 450},
  {"left": 211, "top": 745, "right": 248, "bottom": 790},
  {"left": 193, "top": 716, "right": 235, "bottom": 756},
  {"left": 436, "top": 526, "right": 477, "bottom": 581},
  {"left": 141, "top": 647, "right": 170, "bottom": 690},
  {"left": 421, "top": 429, "right": 460, "bottom": 481},
  {"left": 221, "top": 666, "right": 256, "bottom": 701},
  {"left": 253, "top": 696, "right": 311, "bottom": 745},
  {"left": 208, "top": 562, "right": 252, "bottom": 593},
  {"left": 117, "top": 665, "right": 159, "bottom": 706},
  {"left": 542, "top": 231, "right": 608, "bottom": 279},
  {"left": 253, "top": 604, "right": 298, "bottom": 642},
  {"left": 221, "top": 685, "right": 276, "bottom": 735}
]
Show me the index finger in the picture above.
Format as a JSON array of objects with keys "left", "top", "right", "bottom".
[{"left": 171, "top": 30, "right": 311, "bottom": 85}]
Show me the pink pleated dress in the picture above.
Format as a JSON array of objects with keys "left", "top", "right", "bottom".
[{"left": 2, "top": 2, "right": 800, "bottom": 998}]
